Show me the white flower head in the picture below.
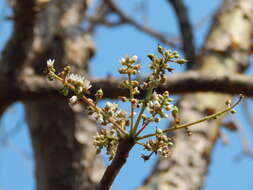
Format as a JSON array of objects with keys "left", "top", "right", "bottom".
[
  {"left": 68, "top": 73, "right": 92, "bottom": 92},
  {"left": 47, "top": 59, "right": 55, "bottom": 67},
  {"left": 69, "top": 96, "right": 78, "bottom": 105},
  {"left": 69, "top": 73, "right": 85, "bottom": 83},
  {"left": 153, "top": 100, "right": 160, "bottom": 108},
  {"left": 132, "top": 55, "right": 138, "bottom": 62},
  {"left": 83, "top": 78, "right": 92, "bottom": 91},
  {"left": 105, "top": 102, "right": 118, "bottom": 112},
  {"left": 151, "top": 91, "right": 158, "bottom": 100},
  {"left": 90, "top": 112, "right": 104, "bottom": 124},
  {"left": 120, "top": 57, "right": 126, "bottom": 65}
]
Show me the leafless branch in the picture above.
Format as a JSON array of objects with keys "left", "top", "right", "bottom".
[
  {"left": 242, "top": 99, "right": 253, "bottom": 131},
  {"left": 231, "top": 116, "right": 253, "bottom": 159},
  {"left": 98, "top": 137, "right": 135, "bottom": 190},
  {"left": 167, "top": 0, "right": 196, "bottom": 68},
  {"left": 86, "top": 1, "right": 113, "bottom": 33},
  {"left": 0, "top": 0, "right": 37, "bottom": 114},
  {"left": 103, "top": 0, "right": 178, "bottom": 48},
  {"left": 3, "top": 71, "right": 253, "bottom": 108}
]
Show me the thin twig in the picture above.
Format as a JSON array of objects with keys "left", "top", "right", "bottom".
[
  {"left": 242, "top": 99, "right": 253, "bottom": 131},
  {"left": 232, "top": 115, "right": 253, "bottom": 158},
  {"left": 136, "top": 120, "right": 151, "bottom": 137},
  {"left": 103, "top": 0, "right": 178, "bottom": 48},
  {"left": 51, "top": 72, "right": 128, "bottom": 136},
  {"left": 167, "top": 0, "right": 196, "bottom": 68},
  {"left": 137, "top": 95, "right": 243, "bottom": 140}
]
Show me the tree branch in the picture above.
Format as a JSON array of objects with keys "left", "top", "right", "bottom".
[
  {"left": 138, "top": 0, "right": 253, "bottom": 189},
  {"left": 3, "top": 71, "right": 253, "bottom": 107},
  {"left": 167, "top": 0, "right": 196, "bottom": 68},
  {"left": 0, "top": 0, "right": 37, "bottom": 114},
  {"left": 97, "top": 137, "right": 135, "bottom": 190},
  {"left": 103, "top": 0, "right": 178, "bottom": 48},
  {"left": 0, "top": 1, "right": 104, "bottom": 189}
]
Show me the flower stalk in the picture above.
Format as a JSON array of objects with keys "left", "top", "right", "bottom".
[{"left": 45, "top": 45, "right": 243, "bottom": 190}]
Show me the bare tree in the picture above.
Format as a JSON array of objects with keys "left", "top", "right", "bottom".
[{"left": 0, "top": 0, "right": 252, "bottom": 190}]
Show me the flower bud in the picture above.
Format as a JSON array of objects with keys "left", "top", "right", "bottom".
[
  {"left": 175, "top": 59, "right": 187, "bottom": 64},
  {"left": 156, "top": 128, "right": 163, "bottom": 135},
  {"left": 157, "top": 44, "right": 163, "bottom": 54},
  {"left": 95, "top": 89, "right": 103, "bottom": 99},
  {"left": 147, "top": 54, "right": 156, "bottom": 61},
  {"left": 69, "top": 96, "right": 78, "bottom": 105},
  {"left": 132, "top": 55, "right": 138, "bottom": 62}
]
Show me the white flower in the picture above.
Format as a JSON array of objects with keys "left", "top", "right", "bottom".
[
  {"left": 120, "top": 57, "right": 126, "bottom": 64},
  {"left": 83, "top": 78, "right": 92, "bottom": 91},
  {"left": 157, "top": 146, "right": 171, "bottom": 158},
  {"left": 47, "top": 59, "right": 55, "bottom": 67},
  {"left": 68, "top": 73, "right": 85, "bottom": 83},
  {"left": 90, "top": 112, "right": 104, "bottom": 124},
  {"left": 153, "top": 100, "right": 160, "bottom": 108},
  {"left": 69, "top": 96, "right": 78, "bottom": 105},
  {"left": 105, "top": 102, "right": 118, "bottom": 111},
  {"left": 151, "top": 91, "right": 158, "bottom": 100},
  {"left": 132, "top": 55, "right": 138, "bottom": 62},
  {"left": 68, "top": 73, "right": 92, "bottom": 92}
]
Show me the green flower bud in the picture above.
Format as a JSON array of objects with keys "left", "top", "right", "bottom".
[
  {"left": 154, "top": 117, "right": 160, "bottom": 123},
  {"left": 172, "top": 106, "right": 179, "bottom": 118},
  {"left": 157, "top": 44, "right": 164, "bottom": 54},
  {"left": 230, "top": 109, "right": 236, "bottom": 114},
  {"left": 95, "top": 89, "right": 104, "bottom": 99},
  {"left": 147, "top": 54, "right": 156, "bottom": 61},
  {"left": 156, "top": 128, "right": 163, "bottom": 135},
  {"left": 175, "top": 59, "right": 187, "bottom": 64}
]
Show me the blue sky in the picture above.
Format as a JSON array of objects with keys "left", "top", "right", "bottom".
[{"left": 0, "top": 0, "right": 253, "bottom": 190}]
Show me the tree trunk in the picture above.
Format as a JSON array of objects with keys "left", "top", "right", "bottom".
[
  {"left": 1, "top": 0, "right": 104, "bottom": 189},
  {"left": 138, "top": 0, "right": 253, "bottom": 189}
]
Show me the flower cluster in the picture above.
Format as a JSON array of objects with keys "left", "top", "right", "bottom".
[
  {"left": 67, "top": 73, "right": 91, "bottom": 94},
  {"left": 93, "top": 129, "right": 119, "bottom": 160},
  {"left": 46, "top": 60, "right": 92, "bottom": 104},
  {"left": 143, "top": 129, "right": 173, "bottom": 158},
  {"left": 118, "top": 55, "right": 140, "bottom": 75},
  {"left": 45, "top": 45, "right": 240, "bottom": 162},
  {"left": 88, "top": 102, "right": 129, "bottom": 129},
  {"left": 147, "top": 91, "right": 173, "bottom": 120},
  {"left": 46, "top": 59, "right": 56, "bottom": 81},
  {"left": 118, "top": 55, "right": 141, "bottom": 98},
  {"left": 143, "top": 45, "right": 187, "bottom": 89}
]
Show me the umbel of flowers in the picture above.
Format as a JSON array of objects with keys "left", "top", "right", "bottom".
[{"left": 46, "top": 45, "right": 242, "bottom": 162}]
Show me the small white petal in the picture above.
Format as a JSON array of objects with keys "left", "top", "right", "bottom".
[
  {"left": 47, "top": 59, "right": 55, "bottom": 67},
  {"left": 90, "top": 112, "right": 104, "bottom": 124},
  {"left": 132, "top": 55, "right": 138, "bottom": 62},
  {"left": 120, "top": 58, "right": 126, "bottom": 64},
  {"left": 69, "top": 96, "right": 78, "bottom": 105},
  {"left": 68, "top": 74, "right": 91, "bottom": 92}
]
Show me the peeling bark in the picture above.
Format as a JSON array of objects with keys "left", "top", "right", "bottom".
[
  {"left": 138, "top": 0, "right": 253, "bottom": 190},
  {"left": 1, "top": 0, "right": 104, "bottom": 190}
]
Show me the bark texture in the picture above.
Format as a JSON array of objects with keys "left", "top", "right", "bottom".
[
  {"left": 1, "top": 0, "right": 253, "bottom": 190},
  {"left": 1, "top": 0, "right": 104, "bottom": 190},
  {"left": 138, "top": 0, "right": 253, "bottom": 190},
  {"left": 98, "top": 137, "right": 135, "bottom": 190}
]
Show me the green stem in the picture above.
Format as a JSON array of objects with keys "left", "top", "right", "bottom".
[
  {"left": 137, "top": 95, "right": 243, "bottom": 140},
  {"left": 132, "top": 89, "right": 152, "bottom": 134},
  {"left": 128, "top": 74, "right": 135, "bottom": 134},
  {"left": 135, "top": 120, "right": 151, "bottom": 137}
]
